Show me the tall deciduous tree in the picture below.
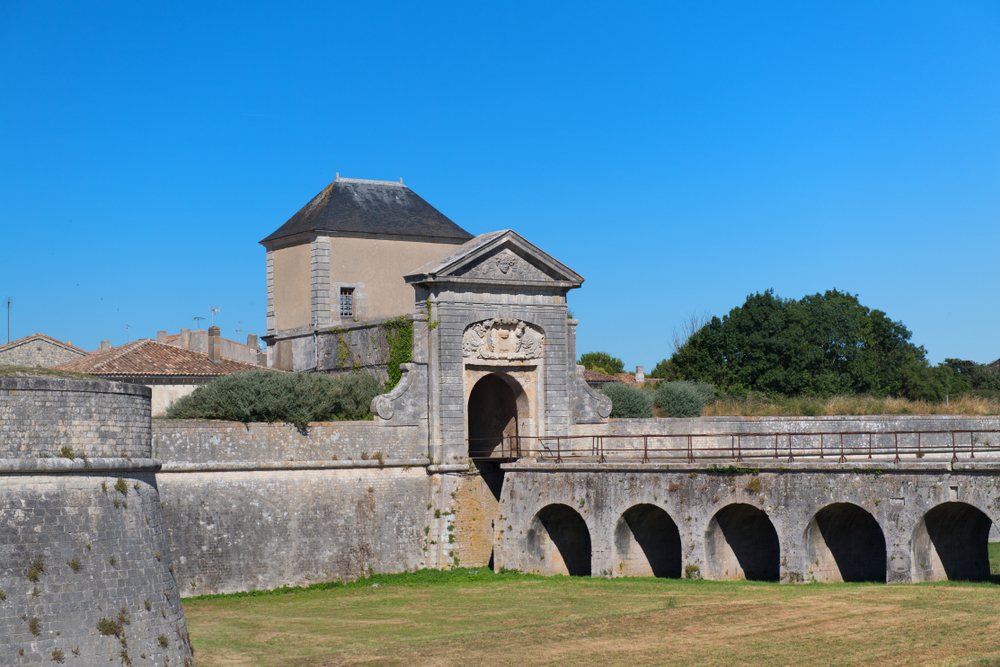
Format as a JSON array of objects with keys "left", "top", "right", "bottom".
[
  {"left": 658, "top": 289, "right": 926, "bottom": 396},
  {"left": 579, "top": 351, "right": 625, "bottom": 376}
]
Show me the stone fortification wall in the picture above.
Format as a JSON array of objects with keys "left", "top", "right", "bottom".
[
  {"left": 0, "top": 377, "right": 193, "bottom": 667},
  {"left": 0, "top": 377, "right": 151, "bottom": 459},
  {"left": 154, "top": 420, "right": 425, "bottom": 464},
  {"left": 152, "top": 420, "right": 440, "bottom": 596},
  {"left": 565, "top": 415, "right": 1000, "bottom": 460},
  {"left": 277, "top": 317, "right": 407, "bottom": 377}
]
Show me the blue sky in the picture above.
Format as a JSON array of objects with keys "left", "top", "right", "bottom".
[{"left": 1, "top": 1, "right": 998, "bottom": 369}]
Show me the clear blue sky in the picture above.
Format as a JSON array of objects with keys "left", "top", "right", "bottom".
[{"left": 2, "top": 1, "right": 998, "bottom": 368}]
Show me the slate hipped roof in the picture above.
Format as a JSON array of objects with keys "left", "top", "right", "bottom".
[
  {"left": 260, "top": 177, "right": 473, "bottom": 244},
  {"left": 55, "top": 340, "right": 260, "bottom": 378}
]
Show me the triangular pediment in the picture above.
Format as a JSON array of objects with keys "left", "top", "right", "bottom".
[{"left": 405, "top": 230, "right": 584, "bottom": 287}]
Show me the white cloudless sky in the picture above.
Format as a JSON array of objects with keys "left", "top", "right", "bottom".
[{"left": 1, "top": 1, "right": 998, "bottom": 368}]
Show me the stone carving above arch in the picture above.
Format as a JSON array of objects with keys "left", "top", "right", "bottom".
[{"left": 463, "top": 318, "right": 545, "bottom": 361}]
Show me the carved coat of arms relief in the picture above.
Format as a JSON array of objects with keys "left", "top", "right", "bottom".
[{"left": 462, "top": 318, "right": 545, "bottom": 361}]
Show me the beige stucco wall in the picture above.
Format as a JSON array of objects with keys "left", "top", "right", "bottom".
[
  {"left": 272, "top": 243, "right": 312, "bottom": 331},
  {"left": 150, "top": 384, "right": 199, "bottom": 417},
  {"left": 328, "top": 236, "right": 458, "bottom": 320}
]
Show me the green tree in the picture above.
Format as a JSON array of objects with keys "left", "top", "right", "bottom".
[
  {"left": 662, "top": 289, "right": 926, "bottom": 397},
  {"left": 579, "top": 351, "right": 625, "bottom": 376}
]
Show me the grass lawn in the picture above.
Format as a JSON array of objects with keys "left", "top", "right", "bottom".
[{"left": 183, "top": 563, "right": 1000, "bottom": 667}]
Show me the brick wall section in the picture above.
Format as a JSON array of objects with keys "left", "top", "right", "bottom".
[
  {"left": 0, "top": 377, "right": 151, "bottom": 459},
  {"left": 0, "top": 377, "right": 193, "bottom": 666},
  {"left": 0, "top": 339, "right": 87, "bottom": 368}
]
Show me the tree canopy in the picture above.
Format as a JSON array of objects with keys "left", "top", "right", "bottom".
[
  {"left": 655, "top": 289, "right": 927, "bottom": 397},
  {"left": 579, "top": 351, "right": 625, "bottom": 376}
]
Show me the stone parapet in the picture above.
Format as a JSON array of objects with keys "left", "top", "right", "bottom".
[{"left": 0, "top": 376, "right": 151, "bottom": 459}]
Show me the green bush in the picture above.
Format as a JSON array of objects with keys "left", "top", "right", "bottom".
[
  {"left": 599, "top": 383, "right": 654, "bottom": 418},
  {"left": 655, "top": 381, "right": 715, "bottom": 418},
  {"left": 165, "top": 370, "right": 382, "bottom": 429}
]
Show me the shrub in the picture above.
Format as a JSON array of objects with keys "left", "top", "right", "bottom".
[
  {"left": 599, "top": 383, "right": 654, "bottom": 418},
  {"left": 655, "top": 381, "right": 715, "bottom": 418},
  {"left": 165, "top": 370, "right": 383, "bottom": 429}
]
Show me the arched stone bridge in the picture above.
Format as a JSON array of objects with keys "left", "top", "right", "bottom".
[{"left": 494, "top": 459, "right": 1000, "bottom": 584}]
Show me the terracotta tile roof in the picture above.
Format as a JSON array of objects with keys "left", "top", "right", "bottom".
[
  {"left": 615, "top": 372, "right": 641, "bottom": 386},
  {"left": 991, "top": 358, "right": 1000, "bottom": 372},
  {"left": 583, "top": 369, "right": 619, "bottom": 384},
  {"left": 55, "top": 340, "right": 260, "bottom": 378},
  {"left": 0, "top": 333, "right": 89, "bottom": 355}
]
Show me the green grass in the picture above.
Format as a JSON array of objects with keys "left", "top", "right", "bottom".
[{"left": 183, "top": 568, "right": 1000, "bottom": 667}]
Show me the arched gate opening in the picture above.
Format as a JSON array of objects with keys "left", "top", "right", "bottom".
[{"left": 467, "top": 373, "right": 525, "bottom": 500}]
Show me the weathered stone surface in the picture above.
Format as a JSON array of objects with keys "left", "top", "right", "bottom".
[
  {"left": 0, "top": 377, "right": 150, "bottom": 459},
  {"left": 495, "top": 460, "right": 1000, "bottom": 584},
  {"left": 0, "top": 377, "right": 193, "bottom": 666}
]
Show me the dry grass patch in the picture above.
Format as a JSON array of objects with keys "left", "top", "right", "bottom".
[
  {"left": 183, "top": 570, "right": 1000, "bottom": 667},
  {"left": 702, "top": 393, "right": 1000, "bottom": 417}
]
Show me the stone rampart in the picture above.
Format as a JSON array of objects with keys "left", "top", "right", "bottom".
[
  {"left": 0, "top": 377, "right": 193, "bottom": 666},
  {"left": 151, "top": 420, "right": 442, "bottom": 596},
  {"left": 562, "top": 415, "right": 1000, "bottom": 461},
  {"left": 154, "top": 420, "right": 426, "bottom": 464},
  {"left": 0, "top": 376, "right": 151, "bottom": 459}
]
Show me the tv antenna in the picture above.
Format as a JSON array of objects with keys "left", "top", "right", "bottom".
[
  {"left": 193, "top": 316, "right": 205, "bottom": 330},
  {"left": 210, "top": 305, "right": 221, "bottom": 327},
  {"left": 235, "top": 321, "right": 242, "bottom": 340},
  {"left": 126, "top": 324, "right": 130, "bottom": 343},
  {"left": 4, "top": 296, "right": 12, "bottom": 344}
]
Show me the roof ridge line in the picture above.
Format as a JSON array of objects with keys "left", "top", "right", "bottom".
[{"left": 335, "top": 177, "right": 405, "bottom": 186}]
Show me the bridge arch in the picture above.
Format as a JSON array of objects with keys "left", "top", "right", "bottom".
[
  {"left": 804, "top": 503, "right": 886, "bottom": 582},
  {"left": 704, "top": 503, "right": 780, "bottom": 581},
  {"left": 525, "top": 503, "right": 592, "bottom": 576},
  {"left": 912, "top": 502, "right": 993, "bottom": 582},
  {"left": 613, "top": 504, "right": 682, "bottom": 578}
]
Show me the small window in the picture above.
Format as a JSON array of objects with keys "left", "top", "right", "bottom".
[{"left": 340, "top": 288, "right": 354, "bottom": 318}]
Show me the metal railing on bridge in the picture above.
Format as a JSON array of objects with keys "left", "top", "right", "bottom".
[{"left": 469, "top": 429, "right": 1000, "bottom": 465}]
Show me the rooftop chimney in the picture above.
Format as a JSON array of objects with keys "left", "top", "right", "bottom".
[
  {"left": 179, "top": 328, "right": 191, "bottom": 350},
  {"left": 635, "top": 366, "right": 645, "bottom": 384},
  {"left": 208, "top": 326, "right": 221, "bottom": 363},
  {"left": 156, "top": 330, "right": 167, "bottom": 343},
  {"left": 100, "top": 340, "right": 111, "bottom": 352},
  {"left": 247, "top": 334, "right": 258, "bottom": 349}
]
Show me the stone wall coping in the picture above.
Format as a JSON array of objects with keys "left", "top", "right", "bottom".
[
  {"left": 0, "top": 457, "right": 161, "bottom": 474},
  {"left": 153, "top": 419, "right": 382, "bottom": 429},
  {"left": 159, "top": 457, "right": 430, "bottom": 472},
  {"left": 608, "top": 415, "right": 1000, "bottom": 425},
  {"left": 499, "top": 459, "right": 1000, "bottom": 474},
  {"left": 0, "top": 374, "right": 151, "bottom": 397}
]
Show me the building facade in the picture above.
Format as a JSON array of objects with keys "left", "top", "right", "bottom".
[{"left": 260, "top": 176, "right": 473, "bottom": 370}]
